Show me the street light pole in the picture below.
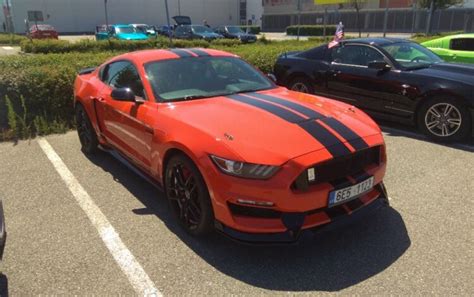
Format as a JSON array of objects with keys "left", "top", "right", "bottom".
[
  {"left": 178, "top": 0, "right": 181, "bottom": 16},
  {"left": 296, "top": 0, "right": 301, "bottom": 41},
  {"left": 104, "top": 0, "right": 109, "bottom": 40},
  {"left": 164, "top": 0, "right": 173, "bottom": 46},
  {"left": 383, "top": 0, "right": 389, "bottom": 37}
]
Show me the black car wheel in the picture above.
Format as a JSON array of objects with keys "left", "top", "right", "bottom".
[
  {"left": 418, "top": 97, "right": 471, "bottom": 142},
  {"left": 165, "top": 154, "right": 214, "bottom": 236},
  {"left": 75, "top": 103, "right": 99, "bottom": 154},
  {"left": 289, "top": 77, "right": 314, "bottom": 94}
]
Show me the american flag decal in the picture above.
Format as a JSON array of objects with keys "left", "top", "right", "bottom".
[{"left": 328, "top": 22, "right": 344, "bottom": 49}]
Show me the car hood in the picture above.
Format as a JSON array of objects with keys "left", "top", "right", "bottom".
[
  {"left": 413, "top": 62, "right": 474, "bottom": 85},
  {"left": 161, "top": 88, "right": 382, "bottom": 165},
  {"left": 116, "top": 33, "right": 148, "bottom": 40}
]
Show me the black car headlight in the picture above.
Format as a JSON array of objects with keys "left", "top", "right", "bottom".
[{"left": 210, "top": 155, "right": 279, "bottom": 179}]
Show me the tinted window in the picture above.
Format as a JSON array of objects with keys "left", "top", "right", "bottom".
[
  {"left": 145, "top": 57, "right": 273, "bottom": 101},
  {"left": 332, "top": 45, "right": 384, "bottom": 66},
  {"left": 450, "top": 38, "right": 474, "bottom": 51},
  {"left": 382, "top": 42, "right": 442, "bottom": 68},
  {"left": 103, "top": 61, "right": 145, "bottom": 98}
]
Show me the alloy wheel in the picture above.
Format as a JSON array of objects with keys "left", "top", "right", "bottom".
[
  {"left": 424, "top": 103, "right": 462, "bottom": 137},
  {"left": 166, "top": 162, "right": 202, "bottom": 230},
  {"left": 291, "top": 82, "right": 309, "bottom": 93}
]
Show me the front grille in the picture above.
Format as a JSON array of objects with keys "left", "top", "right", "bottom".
[{"left": 292, "top": 146, "right": 381, "bottom": 191}]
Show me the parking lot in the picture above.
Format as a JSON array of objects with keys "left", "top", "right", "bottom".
[{"left": 0, "top": 126, "right": 472, "bottom": 295}]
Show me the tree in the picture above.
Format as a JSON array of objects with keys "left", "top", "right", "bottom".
[
  {"left": 349, "top": 0, "right": 365, "bottom": 38},
  {"left": 420, "top": 0, "right": 463, "bottom": 34},
  {"left": 418, "top": 0, "right": 463, "bottom": 10}
]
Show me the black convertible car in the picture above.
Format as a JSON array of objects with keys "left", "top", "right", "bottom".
[{"left": 274, "top": 38, "right": 474, "bottom": 142}]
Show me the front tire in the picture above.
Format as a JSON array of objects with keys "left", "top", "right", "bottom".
[
  {"left": 75, "top": 103, "right": 99, "bottom": 154},
  {"left": 417, "top": 97, "right": 471, "bottom": 142},
  {"left": 288, "top": 77, "right": 314, "bottom": 94},
  {"left": 164, "top": 154, "right": 214, "bottom": 236}
]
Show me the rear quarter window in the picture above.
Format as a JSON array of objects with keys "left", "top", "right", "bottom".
[{"left": 450, "top": 38, "right": 474, "bottom": 51}]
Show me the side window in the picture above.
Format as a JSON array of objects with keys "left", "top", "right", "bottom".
[
  {"left": 104, "top": 61, "right": 145, "bottom": 98},
  {"left": 332, "top": 45, "right": 384, "bottom": 66},
  {"left": 450, "top": 38, "right": 474, "bottom": 51}
]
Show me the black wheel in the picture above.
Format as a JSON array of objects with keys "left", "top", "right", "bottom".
[
  {"left": 75, "top": 103, "right": 99, "bottom": 154},
  {"left": 417, "top": 97, "right": 471, "bottom": 142},
  {"left": 164, "top": 154, "right": 214, "bottom": 236},
  {"left": 288, "top": 77, "right": 314, "bottom": 94}
]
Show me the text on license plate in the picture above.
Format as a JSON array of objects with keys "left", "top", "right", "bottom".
[{"left": 328, "top": 176, "right": 374, "bottom": 207}]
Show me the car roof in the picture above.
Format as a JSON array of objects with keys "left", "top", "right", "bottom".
[
  {"left": 342, "top": 37, "right": 410, "bottom": 46},
  {"left": 109, "top": 48, "right": 238, "bottom": 65},
  {"left": 113, "top": 24, "right": 132, "bottom": 28}
]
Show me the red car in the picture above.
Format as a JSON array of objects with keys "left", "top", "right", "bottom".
[
  {"left": 74, "top": 48, "right": 389, "bottom": 243},
  {"left": 28, "top": 24, "right": 59, "bottom": 39}
]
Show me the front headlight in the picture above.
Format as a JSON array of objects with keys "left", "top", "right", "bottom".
[{"left": 210, "top": 155, "right": 279, "bottom": 179}]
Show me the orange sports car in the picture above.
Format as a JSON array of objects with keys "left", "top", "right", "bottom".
[{"left": 74, "top": 48, "right": 389, "bottom": 243}]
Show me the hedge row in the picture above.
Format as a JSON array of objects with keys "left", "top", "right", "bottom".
[
  {"left": 286, "top": 25, "right": 337, "bottom": 36},
  {"left": 0, "top": 33, "right": 27, "bottom": 45},
  {"left": 20, "top": 37, "right": 248, "bottom": 54},
  {"left": 1, "top": 40, "right": 317, "bottom": 140}
]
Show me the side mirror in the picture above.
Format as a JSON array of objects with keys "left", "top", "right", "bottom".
[
  {"left": 368, "top": 60, "right": 391, "bottom": 71},
  {"left": 111, "top": 88, "right": 136, "bottom": 102},
  {"left": 267, "top": 73, "right": 277, "bottom": 82}
]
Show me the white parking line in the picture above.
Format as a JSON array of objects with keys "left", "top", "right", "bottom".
[{"left": 38, "top": 139, "right": 161, "bottom": 296}]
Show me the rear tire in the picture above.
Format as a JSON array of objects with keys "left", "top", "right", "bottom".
[
  {"left": 288, "top": 77, "right": 314, "bottom": 94},
  {"left": 164, "top": 154, "right": 214, "bottom": 236},
  {"left": 75, "top": 103, "right": 99, "bottom": 154},
  {"left": 417, "top": 97, "right": 471, "bottom": 142}
]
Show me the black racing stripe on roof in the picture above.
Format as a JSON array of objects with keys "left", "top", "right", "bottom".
[
  {"left": 248, "top": 93, "right": 325, "bottom": 119},
  {"left": 168, "top": 48, "right": 193, "bottom": 58},
  {"left": 187, "top": 48, "right": 210, "bottom": 57},
  {"left": 319, "top": 117, "right": 369, "bottom": 151},
  {"left": 299, "top": 120, "right": 352, "bottom": 158}
]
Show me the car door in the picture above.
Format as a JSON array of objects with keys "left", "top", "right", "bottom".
[
  {"left": 96, "top": 60, "right": 154, "bottom": 169},
  {"left": 326, "top": 44, "right": 406, "bottom": 114}
]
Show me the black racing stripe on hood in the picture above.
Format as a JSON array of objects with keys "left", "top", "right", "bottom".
[
  {"left": 299, "top": 120, "right": 352, "bottom": 158},
  {"left": 227, "top": 94, "right": 305, "bottom": 123},
  {"left": 187, "top": 48, "right": 210, "bottom": 56},
  {"left": 252, "top": 92, "right": 368, "bottom": 150},
  {"left": 169, "top": 48, "right": 193, "bottom": 58},
  {"left": 319, "top": 117, "right": 369, "bottom": 150},
  {"left": 226, "top": 94, "right": 352, "bottom": 158},
  {"left": 248, "top": 93, "right": 325, "bottom": 119}
]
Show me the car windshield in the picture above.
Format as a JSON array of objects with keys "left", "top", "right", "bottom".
[
  {"left": 381, "top": 42, "right": 443, "bottom": 69},
  {"left": 116, "top": 26, "right": 135, "bottom": 34},
  {"left": 32, "top": 25, "right": 54, "bottom": 31},
  {"left": 192, "top": 26, "right": 214, "bottom": 34},
  {"left": 136, "top": 25, "right": 149, "bottom": 32},
  {"left": 145, "top": 57, "right": 274, "bottom": 102},
  {"left": 227, "top": 26, "right": 244, "bottom": 34}
]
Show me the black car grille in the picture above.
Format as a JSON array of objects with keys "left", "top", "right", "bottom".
[
  {"left": 292, "top": 146, "right": 381, "bottom": 191},
  {"left": 228, "top": 202, "right": 281, "bottom": 218}
]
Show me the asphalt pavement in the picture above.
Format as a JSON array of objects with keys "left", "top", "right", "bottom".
[{"left": 0, "top": 127, "right": 473, "bottom": 295}]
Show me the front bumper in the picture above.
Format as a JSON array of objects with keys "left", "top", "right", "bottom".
[{"left": 216, "top": 183, "right": 389, "bottom": 244}]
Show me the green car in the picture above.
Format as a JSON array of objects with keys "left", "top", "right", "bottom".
[{"left": 422, "top": 34, "right": 474, "bottom": 64}]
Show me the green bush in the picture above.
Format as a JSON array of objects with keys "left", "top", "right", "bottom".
[
  {"left": 286, "top": 25, "right": 337, "bottom": 36},
  {"left": 239, "top": 26, "right": 261, "bottom": 35},
  {"left": 0, "top": 40, "right": 320, "bottom": 141},
  {"left": 0, "top": 33, "right": 27, "bottom": 45},
  {"left": 210, "top": 39, "right": 242, "bottom": 47}
]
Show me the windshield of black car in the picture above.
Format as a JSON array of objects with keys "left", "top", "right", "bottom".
[
  {"left": 145, "top": 57, "right": 274, "bottom": 101},
  {"left": 192, "top": 26, "right": 214, "bottom": 34},
  {"left": 116, "top": 26, "right": 136, "bottom": 34},
  {"left": 227, "top": 26, "right": 244, "bottom": 34},
  {"left": 381, "top": 42, "right": 443, "bottom": 69}
]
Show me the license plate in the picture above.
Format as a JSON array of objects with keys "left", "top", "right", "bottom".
[{"left": 328, "top": 177, "right": 374, "bottom": 207}]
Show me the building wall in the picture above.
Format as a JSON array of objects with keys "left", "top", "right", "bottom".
[
  {"left": 8, "top": 0, "right": 242, "bottom": 34},
  {"left": 246, "top": 0, "right": 264, "bottom": 26}
]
